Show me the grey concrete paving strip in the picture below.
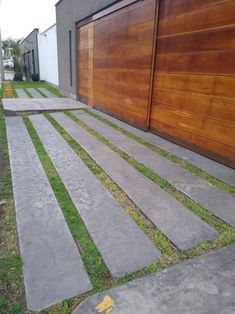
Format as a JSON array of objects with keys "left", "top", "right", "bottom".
[
  {"left": 30, "top": 114, "right": 161, "bottom": 278},
  {"left": 90, "top": 109, "right": 235, "bottom": 186},
  {"left": 51, "top": 112, "right": 218, "bottom": 250},
  {"left": 6, "top": 116, "right": 92, "bottom": 311},
  {"left": 73, "top": 243, "right": 235, "bottom": 314},
  {"left": 27, "top": 88, "right": 44, "bottom": 98},
  {"left": 75, "top": 112, "right": 235, "bottom": 228},
  {"left": 2, "top": 98, "right": 87, "bottom": 116},
  {"left": 15, "top": 88, "right": 29, "bottom": 98},
  {"left": 38, "top": 87, "right": 57, "bottom": 98}
]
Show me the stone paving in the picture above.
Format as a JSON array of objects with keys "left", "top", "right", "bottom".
[
  {"left": 15, "top": 87, "right": 57, "bottom": 99},
  {"left": 51, "top": 112, "right": 218, "bottom": 250},
  {"left": 90, "top": 109, "right": 235, "bottom": 186},
  {"left": 15, "top": 88, "right": 29, "bottom": 98},
  {"left": 73, "top": 243, "right": 235, "bottom": 314},
  {"left": 29, "top": 114, "right": 161, "bottom": 278},
  {"left": 6, "top": 116, "right": 92, "bottom": 311},
  {"left": 75, "top": 112, "right": 235, "bottom": 228},
  {"left": 2, "top": 98, "right": 87, "bottom": 116},
  {"left": 27, "top": 87, "right": 44, "bottom": 98},
  {"left": 5, "top": 103, "right": 235, "bottom": 311},
  {"left": 38, "top": 87, "right": 57, "bottom": 98}
]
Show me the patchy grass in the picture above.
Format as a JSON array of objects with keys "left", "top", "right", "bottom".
[
  {"left": 84, "top": 109, "right": 235, "bottom": 196},
  {"left": 23, "top": 88, "right": 33, "bottom": 98},
  {"left": 24, "top": 116, "right": 113, "bottom": 312},
  {"left": 66, "top": 111, "right": 235, "bottom": 240},
  {"left": 45, "top": 112, "right": 235, "bottom": 310},
  {"left": 1, "top": 93, "right": 234, "bottom": 313},
  {"left": 11, "top": 81, "right": 66, "bottom": 98},
  {"left": 0, "top": 88, "right": 25, "bottom": 313},
  {"left": 35, "top": 87, "right": 48, "bottom": 98}
]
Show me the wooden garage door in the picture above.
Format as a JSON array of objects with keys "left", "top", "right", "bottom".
[
  {"left": 77, "top": 0, "right": 156, "bottom": 129},
  {"left": 150, "top": 0, "right": 235, "bottom": 167}
]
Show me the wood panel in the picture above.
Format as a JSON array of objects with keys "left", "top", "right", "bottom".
[
  {"left": 93, "top": 0, "right": 155, "bottom": 129},
  {"left": 150, "top": 0, "right": 235, "bottom": 167},
  {"left": 77, "top": 23, "right": 94, "bottom": 105}
]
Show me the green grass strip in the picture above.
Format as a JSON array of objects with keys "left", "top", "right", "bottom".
[
  {"left": 66, "top": 111, "right": 235, "bottom": 242},
  {"left": 84, "top": 109, "right": 235, "bottom": 196},
  {"left": 44, "top": 113, "right": 176, "bottom": 255},
  {"left": 35, "top": 87, "right": 48, "bottom": 98},
  {"left": 44, "top": 111, "right": 235, "bottom": 310},
  {"left": 23, "top": 116, "right": 111, "bottom": 292},
  {"left": 47, "top": 112, "right": 235, "bottom": 259},
  {"left": 11, "top": 81, "right": 66, "bottom": 98},
  {"left": 23, "top": 88, "right": 33, "bottom": 98}
]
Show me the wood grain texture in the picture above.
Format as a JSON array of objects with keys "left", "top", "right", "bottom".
[
  {"left": 77, "top": 0, "right": 156, "bottom": 129},
  {"left": 150, "top": 0, "right": 235, "bottom": 167},
  {"left": 94, "top": 0, "right": 155, "bottom": 129},
  {"left": 77, "top": 23, "right": 94, "bottom": 105}
]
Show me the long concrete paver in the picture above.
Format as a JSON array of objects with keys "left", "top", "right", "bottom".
[
  {"left": 51, "top": 113, "right": 218, "bottom": 250},
  {"left": 27, "top": 88, "right": 44, "bottom": 98},
  {"left": 90, "top": 109, "right": 235, "bottom": 186},
  {"left": 3, "top": 98, "right": 87, "bottom": 116},
  {"left": 30, "top": 114, "right": 161, "bottom": 278},
  {"left": 38, "top": 87, "right": 57, "bottom": 98},
  {"left": 6, "top": 116, "right": 92, "bottom": 311},
  {"left": 73, "top": 243, "right": 235, "bottom": 314},
  {"left": 15, "top": 88, "right": 29, "bottom": 98},
  {"left": 75, "top": 112, "right": 235, "bottom": 228}
]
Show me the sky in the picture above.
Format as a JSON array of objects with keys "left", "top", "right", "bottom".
[{"left": 0, "top": 0, "right": 58, "bottom": 40}]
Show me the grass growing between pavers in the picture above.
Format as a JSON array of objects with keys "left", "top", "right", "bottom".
[
  {"left": 23, "top": 116, "right": 112, "bottom": 313},
  {"left": 85, "top": 109, "right": 235, "bottom": 196},
  {"left": 23, "top": 88, "right": 33, "bottom": 98},
  {"left": 35, "top": 87, "right": 48, "bottom": 98},
  {"left": 66, "top": 111, "right": 235, "bottom": 244},
  {"left": 0, "top": 88, "right": 25, "bottom": 313},
  {"left": 11, "top": 81, "right": 66, "bottom": 98},
  {"left": 45, "top": 112, "right": 235, "bottom": 309}
]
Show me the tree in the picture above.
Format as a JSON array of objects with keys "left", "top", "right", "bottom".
[{"left": 6, "top": 39, "right": 23, "bottom": 80}]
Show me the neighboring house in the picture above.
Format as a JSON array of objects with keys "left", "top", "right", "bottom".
[
  {"left": 38, "top": 24, "right": 59, "bottom": 86},
  {"left": 56, "top": 0, "right": 235, "bottom": 168},
  {"left": 0, "top": 26, "right": 4, "bottom": 83},
  {"left": 20, "top": 28, "right": 40, "bottom": 79}
]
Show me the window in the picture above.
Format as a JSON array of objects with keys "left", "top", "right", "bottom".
[{"left": 32, "top": 49, "right": 35, "bottom": 74}]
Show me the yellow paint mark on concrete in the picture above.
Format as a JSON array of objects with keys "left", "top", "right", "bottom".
[
  {"left": 95, "top": 295, "right": 115, "bottom": 313},
  {"left": 4, "top": 88, "right": 13, "bottom": 98}
]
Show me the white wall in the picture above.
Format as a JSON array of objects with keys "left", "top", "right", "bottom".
[{"left": 38, "top": 24, "right": 59, "bottom": 86}]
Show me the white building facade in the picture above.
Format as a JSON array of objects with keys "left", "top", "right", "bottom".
[{"left": 38, "top": 24, "right": 59, "bottom": 86}]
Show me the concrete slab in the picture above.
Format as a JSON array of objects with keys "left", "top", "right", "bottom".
[
  {"left": 2, "top": 98, "right": 87, "bottom": 116},
  {"left": 38, "top": 87, "right": 57, "bottom": 98},
  {"left": 90, "top": 109, "right": 235, "bottom": 186},
  {"left": 73, "top": 243, "right": 235, "bottom": 314},
  {"left": 6, "top": 116, "right": 92, "bottom": 311},
  {"left": 15, "top": 88, "right": 29, "bottom": 98},
  {"left": 30, "top": 114, "right": 161, "bottom": 279},
  {"left": 27, "top": 88, "right": 44, "bottom": 98},
  {"left": 75, "top": 112, "right": 235, "bottom": 228},
  {"left": 51, "top": 113, "right": 218, "bottom": 251}
]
